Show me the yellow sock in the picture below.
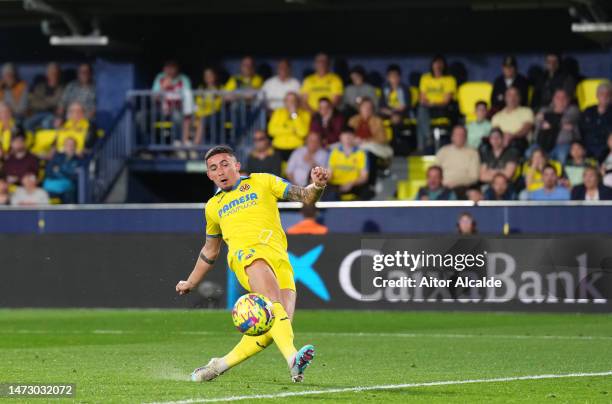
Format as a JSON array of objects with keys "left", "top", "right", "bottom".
[
  {"left": 268, "top": 302, "right": 297, "bottom": 365},
  {"left": 222, "top": 333, "right": 273, "bottom": 370}
]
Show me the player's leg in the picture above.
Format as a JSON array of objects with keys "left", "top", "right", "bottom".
[
  {"left": 279, "top": 287, "right": 315, "bottom": 382},
  {"left": 245, "top": 259, "right": 298, "bottom": 365}
]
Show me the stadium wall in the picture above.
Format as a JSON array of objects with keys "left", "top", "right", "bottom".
[
  {"left": 1, "top": 204, "right": 612, "bottom": 234},
  {"left": 1, "top": 233, "right": 609, "bottom": 313}
]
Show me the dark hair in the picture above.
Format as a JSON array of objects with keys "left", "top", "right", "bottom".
[
  {"left": 204, "top": 145, "right": 236, "bottom": 163},
  {"left": 427, "top": 165, "right": 443, "bottom": 177},
  {"left": 542, "top": 164, "right": 557, "bottom": 175},
  {"left": 301, "top": 204, "right": 318, "bottom": 219},
  {"left": 430, "top": 55, "right": 447, "bottom": 75},
  {"left": 318, "top": 97, "right": 332, "bottom": 105},
  {"left": 489, "top": 127, "right": 503, "bottom": 137},
  {"left": 457, "top": 212, "right": 477, "bottom": 234},
  {"left": 475, "top": 100, "right": 488, "bottom": 109},
  {"left": 386, "top": 64, "right": 401, "bottom": 75},
  {"left": 350, "top": 65, "right": 366, "bottom": 78}
]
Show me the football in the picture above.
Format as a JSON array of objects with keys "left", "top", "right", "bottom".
[{"left": 231, "top": 293, "right": 275, "bottom": 336}]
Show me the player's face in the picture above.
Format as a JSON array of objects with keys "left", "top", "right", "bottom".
[{"left": 206, "top": 153, "right": 241, "bottom": 191}]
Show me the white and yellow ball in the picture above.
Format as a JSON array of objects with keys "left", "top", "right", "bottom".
[{"left": 231, "top": 293, "right": 275, "bottom": 336}]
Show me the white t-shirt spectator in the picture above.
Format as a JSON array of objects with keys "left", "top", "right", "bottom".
[
  {"left": 10, "top": 187, "right": 50, "bottom": 206},
  {"left": 286, "top": 146, "right": 329, "bottom": 187},
  {"left": 262, "top": 76, "right": 301, "bottom": 110}
]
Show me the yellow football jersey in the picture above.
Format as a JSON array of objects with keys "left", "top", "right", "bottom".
[
  {"left": 419, "top": 73, "right": 457, "bottom": 104},
  {"left": 301, "top": 73, "right": 344, "bottom": 110},
  {"left": 205, "top": 173, "right": 290, "bottom": 259}
]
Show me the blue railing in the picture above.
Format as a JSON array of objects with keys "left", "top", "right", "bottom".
[
  {"left": 81, "top": 90, "right": 267, "bottom": 203},
  {"left": 79, "top": 104, "right": 132, "bottom": 203},
  {"left": 128, "top": 89, "right": 266, "bottom": 160}
]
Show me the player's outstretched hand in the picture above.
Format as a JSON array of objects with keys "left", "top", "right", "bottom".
[
  {"left": 311, "top": 167, "right": 330, "bottom": 187},
  {"left": 176, "top": 280, "right": 194, "bottom": 295}
]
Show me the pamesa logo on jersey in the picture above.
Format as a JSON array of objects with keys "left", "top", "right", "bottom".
[
  {"left": 289, "top": 245, "right": 330, "bottom": 301},
  {"left": 218, "top": 193, "right": 258, "bottom": 217}
]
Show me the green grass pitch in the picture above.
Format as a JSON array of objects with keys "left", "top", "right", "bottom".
[{"left": 1, "top": 309, "right": 611, "bottom": 403}]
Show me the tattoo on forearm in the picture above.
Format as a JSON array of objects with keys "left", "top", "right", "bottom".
[
  {"left": 199, "top": 252, "right": 216, "bottom": 265},
  {"left": 286, "top": 184, "right": 324, "bottom": 204}
]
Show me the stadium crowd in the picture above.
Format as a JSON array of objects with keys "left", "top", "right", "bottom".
[
  {"left": 0, "top": 62, "right": 96, "bottom": 205},
  {"left": 2, "top": 52, "right": 612, "bottom": 204}
]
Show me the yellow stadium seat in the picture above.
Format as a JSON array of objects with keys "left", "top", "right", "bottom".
[
  {"left": 31, "top": 129, "right": 58, "bottom": 156},
  {"left": 457, "top": 82, "right": 493, "bottom": 122},
  {"left": 409, "top": 86, "right": 419, "bottom": 108},
  {"left": 576, "top": 78, "right": 610, "bottom": 111},
  {"left": 397, "top": 179, "right": 427, "bottom": 200},
  {"left": 407, "top": 155, "right": 437, "bottom": 180},
  {"left": 527, "top": 85, "right": 534, "bottom": 106}
]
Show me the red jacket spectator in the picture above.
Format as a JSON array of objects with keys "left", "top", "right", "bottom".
[
  {"left": 4, "top": 135, "right": 39, "bottom": 185},
  {"left": 309, "top": 97, "right": 344, "bottom": 146}
]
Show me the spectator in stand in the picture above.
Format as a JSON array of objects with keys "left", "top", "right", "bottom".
[
  {"left": 563, "top": 141, "right": 597, "bottom": 187},
  {"left": 571, "top": 165, "right": 612, "bottom": 200},
  {"left": 309, "top": 97, "right": 344, "bottom": 146},
  {"left": 457, "top": 212, "right": 477, "bottom": 235},
  {"left": 224, "top": 56, "right": 263, "bottom": 92},
  {"left": 0, "top": 101, "right": 18, "bottom": 154},
  {"left": 24, "top": 62, "right": 63, "bottom": 132},
  {"left": 301, "top": 53, "right": 344, "bottom": 112},
  {"left": 348, "top": 98, "right": 393, "bottom": 164},
  {"left": 261, "top": 59, "right": 301, "bottom": 111},
  {"left": 380, "top": 64, "right": 410, "bottom": 118},
  {"left": 152, "top": 60, "right": 193, "bottom": 154},
  {"left": 491, "top": 86, "right": 534, "bottom": 154},
  {"left": 527, "top": 164, "right": 570, "bottom": 200},
  {"left": 244, "top": 130, "right": 282, "bottom": 176},
  {"left": 532, "top": 89, "right": 579, "bottom": 164},
  {"left": 467, "top": 101, "right": 492, "bottom": 150},
  {"left": 267, "top": 92, "right": 311, "bottom": 161},
  {"left": 342, "top": 65, "right": 378, "bottom": 116},
  {"left": 600, "top": 132, "right": 612, "bottom": 188},
  {"left": 4, "top": 134, "right": 38, "bottom": 185},
  {"left": 10, "top": 172, "right": 49, "bottom": 206},
  {"left": 192, "top": 67, "right": 222, "bottom": 159},
  {"left": 416, "top": 165, "right": 456, "bottom": 200},
  {"left": 58, "top": 63, "right": 95, "bottom": 123},
  {"left": 522, "top": 147, "right": 564, "bottom": 194},
  {"left": 466, "top": 186, "right": 483, "bottom": 202},
  {"left": 326, "top": 129, "right": 369, "bottom": 201},
  {"left": 286, "top": 204, "right": 329, "bottom": 235},
  {"left": 491, "top": 56, "right": 529, "bottom": 113},
  {"left": 286, "top": 132, "right": 328, "bottom": 187},
  {"left": 579, "top": 82, "right": 612, "bottom": 159},
  {"left": 484, "top": 173, "right": 515, "bottom": 200},
  {"left": 417, "top": 55, "right": 457, "bottom": 151},
  {"left": 0, "top": 63, "right": 28, "bottom": 119},
  {"left": 479, "top": 127, "right": 519, "bottom": 184},
  {"left": 435, "top": 125, "right": 480, "bottom": 197},
  {"left": 0, "top": 176, "right": 9, "bottom": 205},
  {"left": 42, "top": 137, "right": 82, "bottom": 203},
  {"left": 532, "top": 53, "right": 576, "bottom": 110},
  {"left": 54, "top": 102, "right": 96, "bottom": 157}
]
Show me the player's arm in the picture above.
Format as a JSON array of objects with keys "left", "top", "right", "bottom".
[
  {"left": 285, "top": 167, "right": 330, "bottom": 205},
  {"left": 175, "top": 237, "right": 222, "bottom": 295}
]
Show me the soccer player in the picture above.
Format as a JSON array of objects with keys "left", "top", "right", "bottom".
[{"left": 175, "top": 145, "right": 330, "bottom": 383}]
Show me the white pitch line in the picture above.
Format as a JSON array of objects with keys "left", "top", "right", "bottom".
[
  {"left": 145, "top": 370, "right": 612, "bottom": 404},
  {"left": 2, "top": 329, "right": 611, "bottom": 341},
  {"left": 308, "top": 331, "right": 612, "bottom": 341}
]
